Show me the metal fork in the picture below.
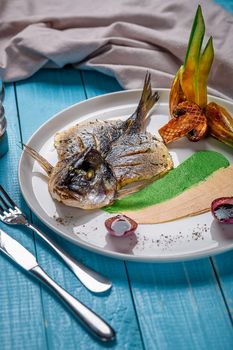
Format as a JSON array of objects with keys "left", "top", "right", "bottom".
[{"left": 0, "top": 185, "right": 111, "bottom": 293}]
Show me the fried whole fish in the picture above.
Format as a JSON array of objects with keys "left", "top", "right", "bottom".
[{"left": 25, "top": 73, "right": 173, "bottom": 209}]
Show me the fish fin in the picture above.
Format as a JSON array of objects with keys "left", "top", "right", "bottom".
[
  {"left": 116, "top": 179, "right": 152, "bottom": 199},
  {"left": 125, "top": 72, "right": 159, "bottom": 133},
  {"left": 116, "top": 161, "right": 173, "bottom": 199},
  {"left": 23, "top": 144, "right": 53, "bottom": 176}
]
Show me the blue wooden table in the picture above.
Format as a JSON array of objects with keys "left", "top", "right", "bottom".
[{"left": 1, "top": 2, "right": 233, "bottom": 349}]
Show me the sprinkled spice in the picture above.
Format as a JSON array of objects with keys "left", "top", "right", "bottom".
[
  {"left": 133, "top": 224, "right": 209, "bottom": 252},
  {"left": 54, "top": 216, "right": 65, "bottom": 225},
  {"left": 53, "top": 215, "right": 74, "bottom": 225}
]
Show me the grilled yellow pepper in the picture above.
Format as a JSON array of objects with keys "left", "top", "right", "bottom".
[{"left": 160, "top": 5, "right": 233, "bottom": 148}]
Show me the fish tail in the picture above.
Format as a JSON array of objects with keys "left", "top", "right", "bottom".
[
  {"left": 23, "top": 144, "right": 53, "bottom": 176},
  {"left": 138, "top": 72, "right": 159, "bottom": 116},
  {"left": 126, "top": 72, "right": 159, "bottom": 132}
]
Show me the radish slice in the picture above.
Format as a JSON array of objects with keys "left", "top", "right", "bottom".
[
  {"left": 105, "top": 215, "right": 138, "bottom": 237},
  {"left": 211, "top": 197, "right": 233, "bottom": 224}
]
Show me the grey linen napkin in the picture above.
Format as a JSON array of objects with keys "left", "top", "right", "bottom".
[{"left": 0, "top": 0, "right": 232, "bottom": 100}]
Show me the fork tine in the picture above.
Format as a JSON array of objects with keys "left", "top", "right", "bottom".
[
  {"left": 0, "top": 193, "right": 9, "bottom": 210},
  {"left": 0, "top": 202, "right": 4, "bottom": 214},
  {"left": 0, "top": 185, "right": 18, "bottom": 209}
]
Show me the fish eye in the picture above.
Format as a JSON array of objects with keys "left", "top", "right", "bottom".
[{"left": 86, "top": 168, "right": 95, "bottom": 180}]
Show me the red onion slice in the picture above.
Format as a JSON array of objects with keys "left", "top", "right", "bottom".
[
  {"left": 211, "top": 197, "right": 233, "bottom": 224},
  {"left": 105, "top": 215, "right": 138, "bottom": 237}
]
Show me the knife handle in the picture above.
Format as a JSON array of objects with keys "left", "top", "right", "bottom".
[{"left": 30, "top": 265, "right": 115, "bottom": 342}]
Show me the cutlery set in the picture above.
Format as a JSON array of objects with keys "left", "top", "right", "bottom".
[{"left": 0, "top": 185, "right": 115, "bottom": 342}]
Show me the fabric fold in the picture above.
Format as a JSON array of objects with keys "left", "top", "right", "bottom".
[{"left": 0, "top": 0, "right": 232, "bottom": 100}]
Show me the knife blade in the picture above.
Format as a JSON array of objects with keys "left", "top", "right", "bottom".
[
  {"left": 0, "top": 229, "right": 115, "bottom": 342},
  {"left": 0, "top": 229, "right": 38, "bottom": 270}
]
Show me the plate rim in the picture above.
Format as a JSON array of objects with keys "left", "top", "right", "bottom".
[{"left": 18, "top": 88, "right": 233, "bottom": 262}]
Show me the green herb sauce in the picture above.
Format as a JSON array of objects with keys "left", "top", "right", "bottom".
[{"left": 106, "top": 151, "right": 229, "bottom": 213}]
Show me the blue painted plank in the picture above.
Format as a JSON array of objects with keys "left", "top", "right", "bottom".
[
  {"left": 0, "top": 84, "right": 47, "bottom": 350},
  {"left": 215, "top": 0, "right": 233, "bottom": 13},
  {"left": 15, "top": 68, "right": 86, "bottom": 141},
  {"left": 213, "top": 251, "right": 233, "bottom": 319},
  {"left": 15, "top": 68, "right": 143, "bottom": 350},
  {"left": 127, "top": 260, "right": 233, "bottom": 350},
  {"left": 81, "top": 70, "right": 122, "bottom": 98}
]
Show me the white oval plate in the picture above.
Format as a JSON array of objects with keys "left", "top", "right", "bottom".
[{"left": 18, "top": 89, "right": 233, "bottom": 262}]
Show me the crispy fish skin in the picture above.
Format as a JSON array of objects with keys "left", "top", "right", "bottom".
[
  {"left": 106, "top": 133, "right": 173, "bottom": 195},
  {"left": 54, "top": 119, "right": 124, "bottom": 160},
  {"left": 55, "top": 72, "right": 160, "bottom": 160},
  {"left": 24, "top": 73, "right": 173, "bottom": 209}
]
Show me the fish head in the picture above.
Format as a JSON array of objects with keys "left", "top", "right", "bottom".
[{"left": 50, "top": 148, "right": 117, "bottom": 209}]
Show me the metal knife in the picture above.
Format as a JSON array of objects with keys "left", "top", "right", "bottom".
[{"left": 0, "top": 229, "right": 115, "bottom": 342}]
